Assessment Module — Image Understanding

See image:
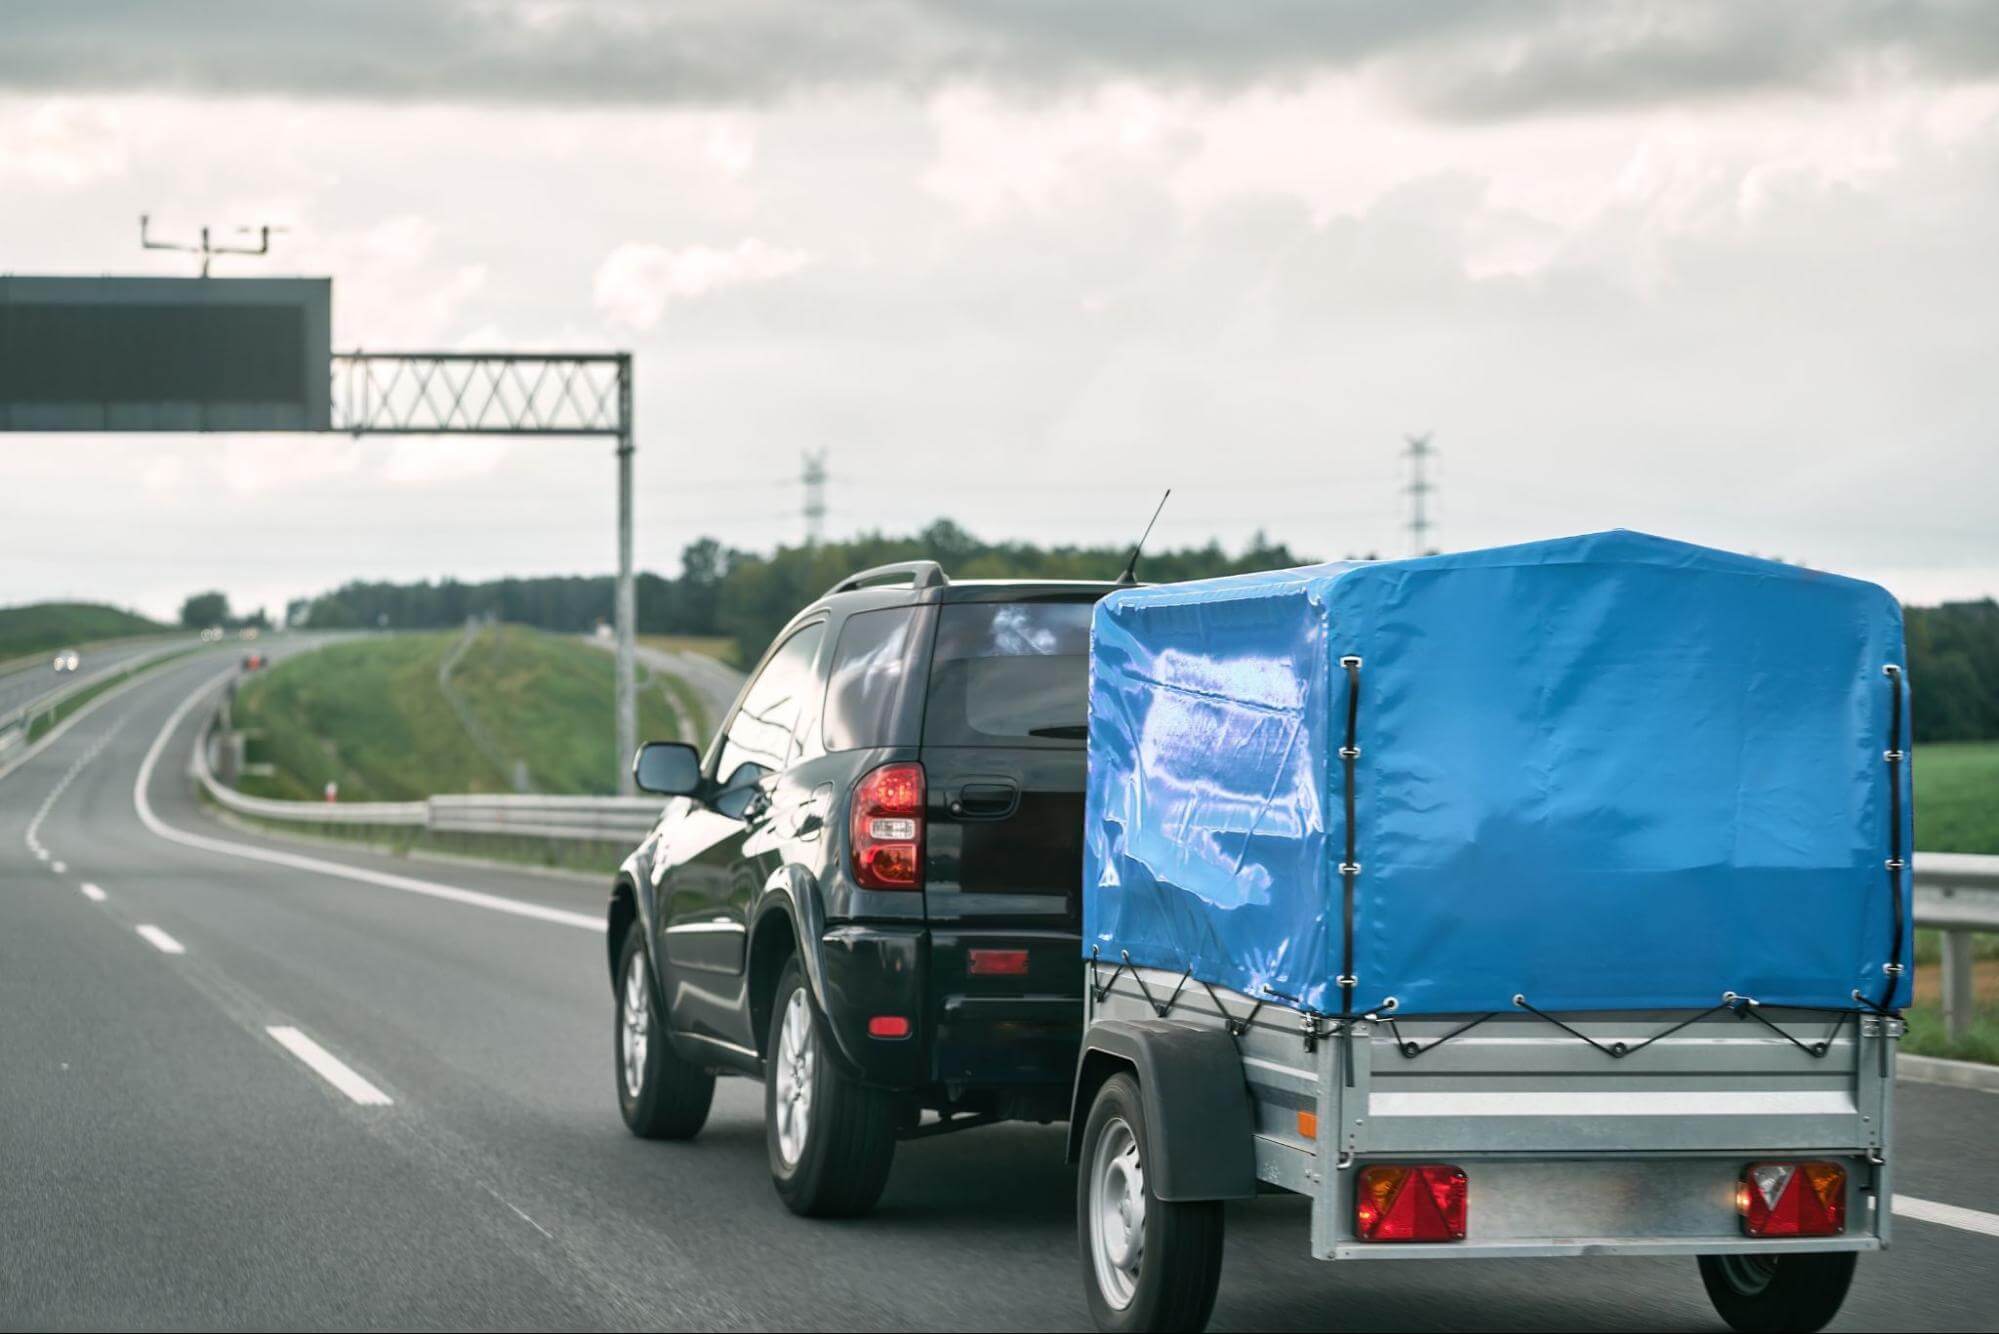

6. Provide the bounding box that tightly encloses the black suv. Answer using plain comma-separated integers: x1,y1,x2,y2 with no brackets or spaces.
607,561,1116,1216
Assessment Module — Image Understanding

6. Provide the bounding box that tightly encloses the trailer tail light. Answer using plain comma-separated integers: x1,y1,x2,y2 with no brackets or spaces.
852,763,924,890
1737,1162,1846,1237
1354,1165,1468,1242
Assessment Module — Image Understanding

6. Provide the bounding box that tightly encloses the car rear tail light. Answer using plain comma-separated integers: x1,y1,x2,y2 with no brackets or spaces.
1737,1161,1846,1237
852,763,924,890
1355,1164,1468,1242
968,948,1029,976
867,1015,911,1039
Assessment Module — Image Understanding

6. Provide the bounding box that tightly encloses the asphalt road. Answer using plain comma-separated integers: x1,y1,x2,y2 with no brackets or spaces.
3,646,1997,1331
0,635,186,725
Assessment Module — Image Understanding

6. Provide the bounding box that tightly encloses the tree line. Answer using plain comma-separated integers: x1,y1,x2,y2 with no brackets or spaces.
283,521,1999,743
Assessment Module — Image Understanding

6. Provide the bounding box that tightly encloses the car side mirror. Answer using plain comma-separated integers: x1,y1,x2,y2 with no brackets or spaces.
632,741,702,796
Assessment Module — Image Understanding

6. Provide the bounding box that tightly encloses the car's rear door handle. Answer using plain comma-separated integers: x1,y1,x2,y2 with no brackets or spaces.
951,781,1019,819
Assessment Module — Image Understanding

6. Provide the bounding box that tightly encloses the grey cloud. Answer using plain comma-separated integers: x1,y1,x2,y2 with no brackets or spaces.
1,1,1995,119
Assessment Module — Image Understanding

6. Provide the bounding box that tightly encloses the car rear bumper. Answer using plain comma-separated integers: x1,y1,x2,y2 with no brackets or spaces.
818,924,1082,1100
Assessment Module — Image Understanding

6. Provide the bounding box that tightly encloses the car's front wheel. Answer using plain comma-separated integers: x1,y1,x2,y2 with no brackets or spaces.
1697,1250,1856,1333
764,958,897,1217
614,929,714,1139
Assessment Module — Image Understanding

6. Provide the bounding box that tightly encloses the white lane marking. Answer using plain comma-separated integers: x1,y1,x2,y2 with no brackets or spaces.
22,724,124,865
1896,1195,1999,1240
79,882,107,902
133,672,601,934
266,1026,393,1106
135,924,186,955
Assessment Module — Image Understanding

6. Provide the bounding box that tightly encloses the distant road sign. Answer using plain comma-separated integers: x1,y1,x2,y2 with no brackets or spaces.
0,276,330,431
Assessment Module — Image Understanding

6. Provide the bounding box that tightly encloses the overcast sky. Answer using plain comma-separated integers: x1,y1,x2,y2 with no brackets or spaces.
3,0,1996,620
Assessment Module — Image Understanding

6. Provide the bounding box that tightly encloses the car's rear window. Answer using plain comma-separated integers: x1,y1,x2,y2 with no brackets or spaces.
922,600,1094,748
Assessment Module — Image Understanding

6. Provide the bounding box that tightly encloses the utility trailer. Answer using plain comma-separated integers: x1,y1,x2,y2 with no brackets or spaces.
1068,532,1911,1333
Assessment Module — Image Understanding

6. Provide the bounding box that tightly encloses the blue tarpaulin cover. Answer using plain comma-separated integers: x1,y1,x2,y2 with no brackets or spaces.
1084,530,1912,1016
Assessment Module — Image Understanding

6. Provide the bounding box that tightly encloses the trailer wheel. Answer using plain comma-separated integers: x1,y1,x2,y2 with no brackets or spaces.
1077,1072,1223,1333
1697,1251,1856,1333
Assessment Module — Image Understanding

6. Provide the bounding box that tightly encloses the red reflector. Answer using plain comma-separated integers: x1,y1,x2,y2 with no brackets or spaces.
1355,1164,1467,1242
852,763,924,890
968,948,1029,976
1738,1161,1846,1237
867,1015,911,1039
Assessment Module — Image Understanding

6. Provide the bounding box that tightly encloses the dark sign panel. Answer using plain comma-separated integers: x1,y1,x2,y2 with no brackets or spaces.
0,276,331,431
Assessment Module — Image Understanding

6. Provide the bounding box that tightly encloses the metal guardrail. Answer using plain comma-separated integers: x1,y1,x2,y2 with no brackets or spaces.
1915,851,1999,1043
190,704,659,842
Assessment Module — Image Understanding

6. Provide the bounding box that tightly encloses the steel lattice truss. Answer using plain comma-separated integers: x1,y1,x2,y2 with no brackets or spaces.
331,353,626,436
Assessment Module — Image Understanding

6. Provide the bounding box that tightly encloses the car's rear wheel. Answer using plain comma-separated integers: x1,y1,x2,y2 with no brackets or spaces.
614,929,714,1139
1697,1250,1856,1333
764,958,896,1217
1077,1072,1224,1333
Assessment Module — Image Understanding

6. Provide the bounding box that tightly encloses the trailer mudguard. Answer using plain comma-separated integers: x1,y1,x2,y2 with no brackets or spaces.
1066,1018,1257,1201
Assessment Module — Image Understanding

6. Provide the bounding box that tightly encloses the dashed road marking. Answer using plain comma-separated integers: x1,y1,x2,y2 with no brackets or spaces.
79,882,106,902
1896,1195,1999,1240
266,1026,393,1106
135,924,186,955
23,724,123,867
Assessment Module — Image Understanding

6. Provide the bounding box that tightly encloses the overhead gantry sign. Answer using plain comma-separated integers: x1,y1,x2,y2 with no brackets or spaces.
0,275,641,792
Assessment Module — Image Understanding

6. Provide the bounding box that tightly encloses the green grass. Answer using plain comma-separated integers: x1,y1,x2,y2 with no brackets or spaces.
0,601,163,662
643,661,711,748
1903,1001,1999,1065
234,626,682,800
1915,741,1999,855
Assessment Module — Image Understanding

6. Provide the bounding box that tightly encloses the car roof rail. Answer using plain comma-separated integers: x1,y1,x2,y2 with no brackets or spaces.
821,560,949,601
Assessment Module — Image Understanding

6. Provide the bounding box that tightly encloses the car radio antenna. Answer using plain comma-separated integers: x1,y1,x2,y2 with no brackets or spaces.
1114,488,1171,586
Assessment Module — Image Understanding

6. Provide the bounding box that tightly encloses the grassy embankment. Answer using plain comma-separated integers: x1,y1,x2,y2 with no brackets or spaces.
0,601,163,662
1906,741,1999,1063
226,627,696,870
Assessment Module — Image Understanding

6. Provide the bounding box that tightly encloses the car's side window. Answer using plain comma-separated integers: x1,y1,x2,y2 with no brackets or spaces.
823,606,920,752
714,621,827,783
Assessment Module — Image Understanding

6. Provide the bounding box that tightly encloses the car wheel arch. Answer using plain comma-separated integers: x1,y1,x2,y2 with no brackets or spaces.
607,878,639,988
748,866,829,1058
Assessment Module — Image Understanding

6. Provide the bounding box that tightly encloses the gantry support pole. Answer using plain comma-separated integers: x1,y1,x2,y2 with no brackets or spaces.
615,355,637,795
